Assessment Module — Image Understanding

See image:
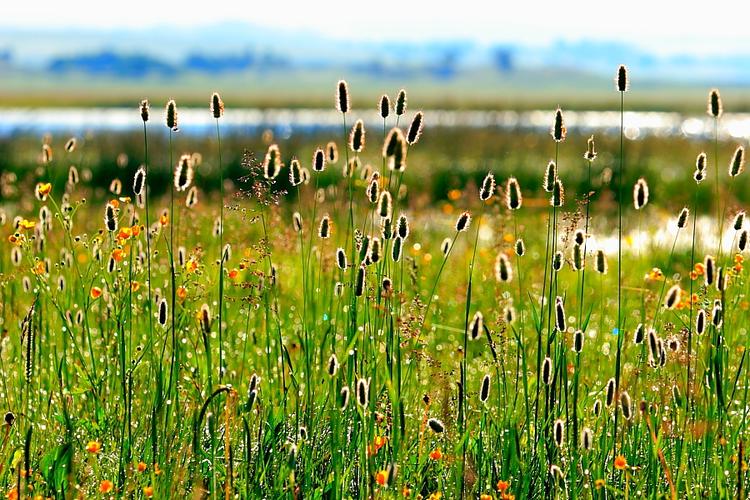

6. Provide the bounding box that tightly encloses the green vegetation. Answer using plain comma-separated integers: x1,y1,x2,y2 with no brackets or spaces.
0,77,749,499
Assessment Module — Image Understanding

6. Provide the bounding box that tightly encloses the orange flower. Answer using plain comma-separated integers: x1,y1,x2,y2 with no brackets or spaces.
690,271,698,280
117,227,132,240
112,248,125,262
736,254,744,263
108,199,120,209
185,259,198,274
8,233,23,245
131,225,141,237
177,286,187,300
143,486,154,498
159,213,169,226
496,480,510,493
614,455,627,470
375,470,388,487
480,495,493,500
429,448,443,460
501,495,515,500
91,287,102,299
32,260,46,275
86,440,102,454
131,281,140,292
694,262,705,275
6,488,18,500
228,268,239,279
137,461,147,473
154,463,162,475
99,480,114,493
402,486,412,497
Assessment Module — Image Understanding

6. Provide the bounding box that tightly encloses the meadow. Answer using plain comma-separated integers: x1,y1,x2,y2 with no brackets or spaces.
0,70,749,499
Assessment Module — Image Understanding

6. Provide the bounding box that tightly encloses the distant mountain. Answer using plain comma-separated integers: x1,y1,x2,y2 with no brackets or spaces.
1,22,749,84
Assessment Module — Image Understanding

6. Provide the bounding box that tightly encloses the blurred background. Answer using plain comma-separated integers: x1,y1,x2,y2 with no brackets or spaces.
1,0,749,206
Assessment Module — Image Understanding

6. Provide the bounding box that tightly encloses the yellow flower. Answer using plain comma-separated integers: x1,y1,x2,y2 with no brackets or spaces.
19,219,36,230
35,182,52,199
595,479,606,490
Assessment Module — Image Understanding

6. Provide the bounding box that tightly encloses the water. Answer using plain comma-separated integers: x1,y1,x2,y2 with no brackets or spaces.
2,107,750,140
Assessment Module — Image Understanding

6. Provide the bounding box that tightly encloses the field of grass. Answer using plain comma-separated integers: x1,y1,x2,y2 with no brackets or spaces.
1,77,749,499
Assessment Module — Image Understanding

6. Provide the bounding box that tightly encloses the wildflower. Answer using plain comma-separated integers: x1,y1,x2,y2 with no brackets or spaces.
91,287,102,299
99,480,114,493
35,182,52,200
143,486,154,498
614,455,628,470
375,469,389,487
429,448,443,460
496,480,510,493
86,440,102,454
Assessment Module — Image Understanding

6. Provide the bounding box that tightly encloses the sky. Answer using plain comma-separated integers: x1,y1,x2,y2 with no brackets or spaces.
5,0,750,55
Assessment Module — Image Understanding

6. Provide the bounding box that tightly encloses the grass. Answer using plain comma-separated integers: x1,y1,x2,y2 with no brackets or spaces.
0,77,749,499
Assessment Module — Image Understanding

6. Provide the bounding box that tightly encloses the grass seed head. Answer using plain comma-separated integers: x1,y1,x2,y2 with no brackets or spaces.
379,94,391,118
708,88,723,118
165,99,178,130
211,92,224,119
407,111,424,145
616,64,629,92
395,89,407,116
336,80,350,113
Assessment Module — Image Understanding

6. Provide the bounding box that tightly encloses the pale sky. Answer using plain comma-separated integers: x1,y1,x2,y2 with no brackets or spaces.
5,0,750,55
